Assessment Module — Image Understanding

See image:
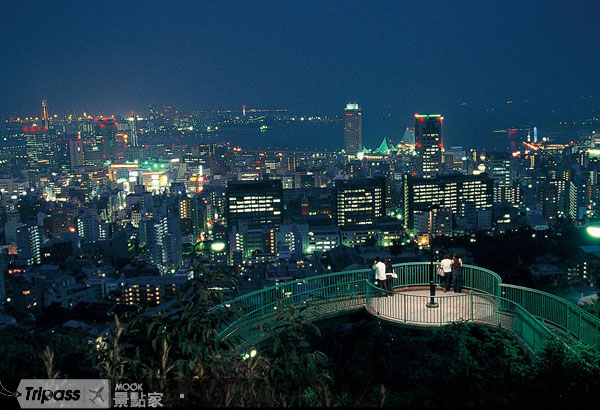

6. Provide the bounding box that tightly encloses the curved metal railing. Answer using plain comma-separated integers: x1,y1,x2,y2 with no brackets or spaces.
500,284,600,350
219,262,600,354
365,281,551,355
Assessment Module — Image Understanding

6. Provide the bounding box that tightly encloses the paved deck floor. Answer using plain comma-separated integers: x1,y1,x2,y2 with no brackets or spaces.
366,288,514,328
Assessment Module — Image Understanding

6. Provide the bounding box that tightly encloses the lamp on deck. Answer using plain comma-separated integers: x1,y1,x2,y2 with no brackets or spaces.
425,207,439,308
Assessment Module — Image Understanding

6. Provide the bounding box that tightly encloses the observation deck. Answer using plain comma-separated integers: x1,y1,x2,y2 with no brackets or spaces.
219,262,600,356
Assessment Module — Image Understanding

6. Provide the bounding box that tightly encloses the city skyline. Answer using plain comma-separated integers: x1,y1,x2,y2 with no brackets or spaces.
2,1,599,142
1,2,600,407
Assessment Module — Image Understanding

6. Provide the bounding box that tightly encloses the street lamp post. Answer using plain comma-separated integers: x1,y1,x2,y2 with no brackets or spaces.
426,207,439,308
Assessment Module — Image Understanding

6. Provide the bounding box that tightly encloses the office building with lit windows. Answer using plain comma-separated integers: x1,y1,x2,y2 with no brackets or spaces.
487,152,520,204
403,173,493,231
415,114,443,179
344,103,362,154
24,125,53,176
119,274,188,306
15,224,41,266
226,179,283,230
334,177,386,227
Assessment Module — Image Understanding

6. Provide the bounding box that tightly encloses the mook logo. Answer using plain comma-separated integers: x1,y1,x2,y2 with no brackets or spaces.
113,381,164,408
10,379,110,408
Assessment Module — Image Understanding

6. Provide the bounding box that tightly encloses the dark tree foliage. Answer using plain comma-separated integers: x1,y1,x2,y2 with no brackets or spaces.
1,261,599,407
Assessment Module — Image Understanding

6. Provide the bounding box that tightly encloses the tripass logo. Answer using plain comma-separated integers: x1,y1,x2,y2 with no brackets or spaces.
11,379,110,408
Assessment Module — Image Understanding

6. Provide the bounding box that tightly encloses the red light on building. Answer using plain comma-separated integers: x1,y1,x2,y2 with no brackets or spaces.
415,142,422,148
43,126,48,130
100,124,105,128
419,117,425,122
145,145,149,149
103,117,108,122
114,123,118,127
36,126,41,130
509,130,516,134
101,139,105,143
58,138,61,142
412,171,417,176
23,126,28,132
94,118,98,122
175,138,179,142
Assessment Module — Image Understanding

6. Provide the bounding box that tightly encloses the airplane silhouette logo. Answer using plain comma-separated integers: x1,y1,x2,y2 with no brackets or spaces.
89,387,104,404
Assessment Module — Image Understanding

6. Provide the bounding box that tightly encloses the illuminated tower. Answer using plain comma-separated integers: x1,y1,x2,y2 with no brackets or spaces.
242,105,246,117
41,99,49,129
129,111,138,147
415,114,443,179
344,103,362,154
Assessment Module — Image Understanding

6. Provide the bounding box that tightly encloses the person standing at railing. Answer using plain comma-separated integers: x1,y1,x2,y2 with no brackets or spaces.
452,253,463,293
373,257,389,296
440,254,453,293
384,258,394,295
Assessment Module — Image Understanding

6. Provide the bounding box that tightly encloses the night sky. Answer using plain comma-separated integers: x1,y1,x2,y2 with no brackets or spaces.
1,1,599,145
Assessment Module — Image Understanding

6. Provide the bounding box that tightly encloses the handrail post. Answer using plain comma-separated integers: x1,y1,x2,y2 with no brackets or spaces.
470,293,474,323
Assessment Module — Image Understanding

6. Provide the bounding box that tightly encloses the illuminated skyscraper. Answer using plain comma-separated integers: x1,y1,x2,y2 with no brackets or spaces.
403,173,493,231
24,125,53,175
334,177,386,227
226,180,283,230
16,224,41,266
41,99,49,129
129,111,139,147
415,114,443,179
344,103,362,154
69,138,85,170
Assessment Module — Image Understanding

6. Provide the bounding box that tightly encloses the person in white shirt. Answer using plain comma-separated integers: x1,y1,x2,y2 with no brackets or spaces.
373,256,388,295
440,254,453,293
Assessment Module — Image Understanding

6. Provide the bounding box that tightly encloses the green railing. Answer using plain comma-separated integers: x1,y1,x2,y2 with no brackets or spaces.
365,282,551,355
218,262,600,354
391,262,501,296
500,284,600,351
220,268,372,343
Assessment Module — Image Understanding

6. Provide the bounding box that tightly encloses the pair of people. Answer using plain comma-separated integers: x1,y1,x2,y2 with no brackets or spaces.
373,257,394,296
439,253,463,293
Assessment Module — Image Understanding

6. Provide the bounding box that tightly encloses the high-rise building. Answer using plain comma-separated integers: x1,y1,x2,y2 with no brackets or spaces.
4,211,21,244
24,125,53,176
415,114,443,179
226,180,283,230
15,224,41,266
94,118,118,161
334,177,386,227
569,177,591,224
487,152,519,204
77,214,101,242
69,138,85,170
539,183,559,225
128,112,139,147
403,173,493,231
344,103,362,154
